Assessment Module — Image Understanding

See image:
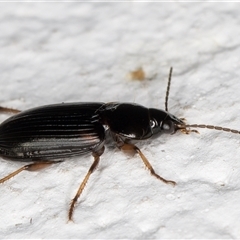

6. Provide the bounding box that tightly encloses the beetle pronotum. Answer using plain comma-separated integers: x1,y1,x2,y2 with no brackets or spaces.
0,68,239,221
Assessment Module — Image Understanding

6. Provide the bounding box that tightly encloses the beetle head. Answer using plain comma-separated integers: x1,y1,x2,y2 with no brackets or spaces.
149,108,185,135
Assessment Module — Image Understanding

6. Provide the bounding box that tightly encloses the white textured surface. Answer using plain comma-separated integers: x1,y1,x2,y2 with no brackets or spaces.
0,3,240,239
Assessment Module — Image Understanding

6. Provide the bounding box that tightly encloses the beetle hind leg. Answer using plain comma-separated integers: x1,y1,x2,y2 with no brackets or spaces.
120,143,176,186
0,106,21,114
0,161,62,184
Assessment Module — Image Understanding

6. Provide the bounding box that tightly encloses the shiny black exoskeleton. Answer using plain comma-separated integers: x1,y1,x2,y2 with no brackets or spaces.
0,100,184,221
0,102,183,162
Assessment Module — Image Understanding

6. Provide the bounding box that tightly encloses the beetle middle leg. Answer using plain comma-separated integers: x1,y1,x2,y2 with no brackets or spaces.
0,161,62,184
68,146,105,222
120,143,176,186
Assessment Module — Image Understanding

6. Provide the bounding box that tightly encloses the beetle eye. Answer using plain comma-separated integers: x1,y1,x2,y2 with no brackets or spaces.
163,123,170,130
150,120,155,128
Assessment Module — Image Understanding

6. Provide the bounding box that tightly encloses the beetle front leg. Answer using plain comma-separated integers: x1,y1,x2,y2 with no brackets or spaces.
68,146,105,222
120,143,176,186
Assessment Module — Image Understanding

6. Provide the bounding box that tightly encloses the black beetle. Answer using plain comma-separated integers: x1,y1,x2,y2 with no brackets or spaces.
0,67,239,221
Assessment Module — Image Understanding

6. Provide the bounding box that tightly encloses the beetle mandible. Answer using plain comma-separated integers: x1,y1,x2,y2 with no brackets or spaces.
0,67,239,221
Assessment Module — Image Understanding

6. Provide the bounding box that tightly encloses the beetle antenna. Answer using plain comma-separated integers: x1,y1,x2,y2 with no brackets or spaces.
178,124,240,135
165,67,173,112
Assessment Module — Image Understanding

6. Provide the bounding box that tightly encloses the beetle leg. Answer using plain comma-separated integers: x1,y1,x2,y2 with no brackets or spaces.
0,161,62,184
121,143,176,186
0,106,21,114
68,146,105,222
